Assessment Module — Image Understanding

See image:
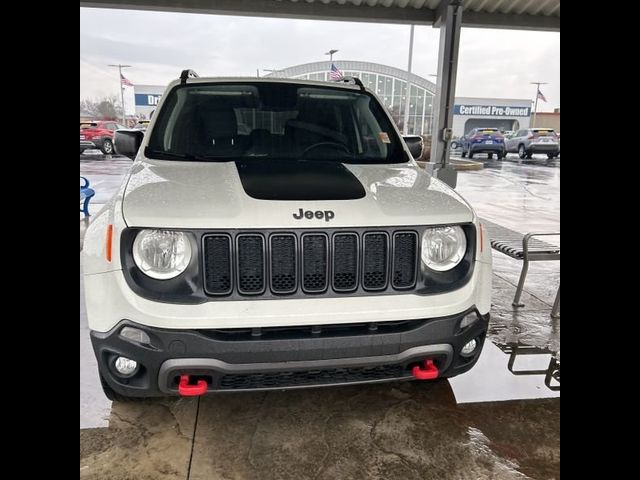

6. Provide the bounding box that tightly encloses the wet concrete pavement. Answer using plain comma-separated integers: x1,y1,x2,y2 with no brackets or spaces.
80,153,559,479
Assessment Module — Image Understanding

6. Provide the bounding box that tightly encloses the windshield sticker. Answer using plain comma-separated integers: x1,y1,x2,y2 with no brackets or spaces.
379,132,390,143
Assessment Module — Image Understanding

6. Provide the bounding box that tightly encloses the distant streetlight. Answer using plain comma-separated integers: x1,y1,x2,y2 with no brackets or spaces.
325,49,339,63
402,26,415,135
427,75,437,135
108,64,132,125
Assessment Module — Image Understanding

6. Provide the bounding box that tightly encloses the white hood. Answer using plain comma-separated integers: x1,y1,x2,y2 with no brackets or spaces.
122,159,474,229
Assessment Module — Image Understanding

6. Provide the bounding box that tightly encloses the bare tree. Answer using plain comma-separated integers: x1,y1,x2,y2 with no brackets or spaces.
80,95,123,120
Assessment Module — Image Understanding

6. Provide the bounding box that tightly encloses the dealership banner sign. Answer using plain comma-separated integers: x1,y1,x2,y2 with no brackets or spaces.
135,93,162,106
454,104,530,117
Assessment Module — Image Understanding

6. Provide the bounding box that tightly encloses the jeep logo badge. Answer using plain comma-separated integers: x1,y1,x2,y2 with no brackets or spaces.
293,208,335,222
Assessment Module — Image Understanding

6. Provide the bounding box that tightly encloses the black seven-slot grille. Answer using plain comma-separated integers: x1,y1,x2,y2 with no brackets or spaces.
203,230,418,297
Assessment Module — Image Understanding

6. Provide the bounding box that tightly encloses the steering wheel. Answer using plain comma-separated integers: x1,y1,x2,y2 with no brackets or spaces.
301,141,352,158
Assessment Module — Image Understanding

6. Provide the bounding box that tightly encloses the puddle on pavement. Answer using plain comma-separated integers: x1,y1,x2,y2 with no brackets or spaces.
449,341,559,404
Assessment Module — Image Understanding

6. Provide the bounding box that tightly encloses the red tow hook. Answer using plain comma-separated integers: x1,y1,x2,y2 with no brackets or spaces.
178,375,208,396
412,359,439,380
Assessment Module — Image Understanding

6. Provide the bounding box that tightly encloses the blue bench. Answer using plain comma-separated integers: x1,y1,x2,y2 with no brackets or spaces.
80,176,95,216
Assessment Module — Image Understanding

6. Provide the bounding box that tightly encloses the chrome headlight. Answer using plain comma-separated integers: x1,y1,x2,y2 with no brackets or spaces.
132,229,192,280
421,226,467,272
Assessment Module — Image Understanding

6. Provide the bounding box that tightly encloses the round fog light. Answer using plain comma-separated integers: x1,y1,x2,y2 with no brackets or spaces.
114,356,138,376
461,339,477,356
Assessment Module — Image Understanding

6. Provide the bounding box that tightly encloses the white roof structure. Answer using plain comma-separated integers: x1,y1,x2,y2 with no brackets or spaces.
80,0,560,31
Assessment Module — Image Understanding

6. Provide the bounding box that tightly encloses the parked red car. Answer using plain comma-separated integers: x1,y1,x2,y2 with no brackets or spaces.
80,121,126,154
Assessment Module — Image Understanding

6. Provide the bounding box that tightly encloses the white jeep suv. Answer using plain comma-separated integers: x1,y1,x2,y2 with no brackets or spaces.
82,71,492,400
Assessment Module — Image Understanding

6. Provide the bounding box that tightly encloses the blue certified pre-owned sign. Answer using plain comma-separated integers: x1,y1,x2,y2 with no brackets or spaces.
135,93,162,106
454,104,530,117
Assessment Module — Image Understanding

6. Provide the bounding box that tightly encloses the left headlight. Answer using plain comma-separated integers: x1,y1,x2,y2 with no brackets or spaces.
421,226,467,272
132,229,192,280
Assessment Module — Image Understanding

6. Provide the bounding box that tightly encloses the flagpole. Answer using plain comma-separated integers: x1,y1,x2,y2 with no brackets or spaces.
109,64,132,125
324,49,338,79
530,81,547,128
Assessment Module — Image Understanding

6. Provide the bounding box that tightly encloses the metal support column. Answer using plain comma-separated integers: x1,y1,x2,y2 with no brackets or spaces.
428,0,463,188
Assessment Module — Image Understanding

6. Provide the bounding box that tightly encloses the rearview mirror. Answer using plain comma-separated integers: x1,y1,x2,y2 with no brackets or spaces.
114,129,144,160
403,135,423,159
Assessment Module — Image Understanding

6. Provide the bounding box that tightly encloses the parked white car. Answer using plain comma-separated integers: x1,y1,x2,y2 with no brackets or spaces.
505,128,560,159
82,72,492,400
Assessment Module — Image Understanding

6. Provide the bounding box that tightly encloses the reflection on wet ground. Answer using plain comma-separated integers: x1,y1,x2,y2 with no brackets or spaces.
80,154,560,479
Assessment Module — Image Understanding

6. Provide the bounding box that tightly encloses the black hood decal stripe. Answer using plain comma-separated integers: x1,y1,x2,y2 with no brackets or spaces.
235,159,366,201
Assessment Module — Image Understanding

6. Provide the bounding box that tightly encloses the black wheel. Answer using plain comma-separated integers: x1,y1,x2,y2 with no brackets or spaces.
497,152,504,160
451,141,458,149
547,154,556,159
101,138,114,155
488,153,493,159
468,147,474,159
526,153,533,159
80,149,86,155
461,147,467,158
518,144,527,159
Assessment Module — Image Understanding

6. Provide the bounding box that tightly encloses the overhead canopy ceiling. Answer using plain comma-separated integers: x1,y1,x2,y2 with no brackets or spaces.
80,0,560,31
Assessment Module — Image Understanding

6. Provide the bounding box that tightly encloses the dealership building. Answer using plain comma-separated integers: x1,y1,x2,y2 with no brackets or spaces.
133,61,533,136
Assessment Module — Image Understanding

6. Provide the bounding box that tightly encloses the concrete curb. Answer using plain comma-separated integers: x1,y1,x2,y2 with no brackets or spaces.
416,159,484,171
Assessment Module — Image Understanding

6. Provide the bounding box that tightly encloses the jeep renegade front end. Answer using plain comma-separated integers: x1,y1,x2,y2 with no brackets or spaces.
82,73,492,400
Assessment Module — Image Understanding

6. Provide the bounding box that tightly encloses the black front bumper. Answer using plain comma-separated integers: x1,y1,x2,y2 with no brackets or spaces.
91,308,489,397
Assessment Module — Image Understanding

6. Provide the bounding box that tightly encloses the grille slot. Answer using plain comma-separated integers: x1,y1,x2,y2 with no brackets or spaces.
203,235,232,295
270,234,297,294
301,234,328,293
332,233,359,292
236,235,265,295
392,232,418,289
362,232,389,291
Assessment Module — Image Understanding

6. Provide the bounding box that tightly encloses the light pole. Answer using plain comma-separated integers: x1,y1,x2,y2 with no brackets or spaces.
325,49,339,64
402,25,415,135
325,49,338,80
530,81,548,127
428,74,437,135
108,64,131,125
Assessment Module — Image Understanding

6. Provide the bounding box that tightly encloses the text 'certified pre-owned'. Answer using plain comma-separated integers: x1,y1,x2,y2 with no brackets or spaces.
293,208,335,222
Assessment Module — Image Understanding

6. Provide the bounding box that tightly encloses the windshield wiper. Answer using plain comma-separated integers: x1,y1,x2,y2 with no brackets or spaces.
144,148,240,162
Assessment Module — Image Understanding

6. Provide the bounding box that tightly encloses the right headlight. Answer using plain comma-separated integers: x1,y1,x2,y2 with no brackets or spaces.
421,226,467,272
132,229,192,280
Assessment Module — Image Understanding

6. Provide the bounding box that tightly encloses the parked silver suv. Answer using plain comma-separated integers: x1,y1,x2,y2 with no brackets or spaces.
505,128,559,159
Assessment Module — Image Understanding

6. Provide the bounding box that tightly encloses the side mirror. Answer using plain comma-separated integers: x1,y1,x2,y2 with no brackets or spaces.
403,135,423,159
114,129,144,160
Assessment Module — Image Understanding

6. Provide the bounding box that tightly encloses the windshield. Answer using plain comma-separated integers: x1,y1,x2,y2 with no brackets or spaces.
80,123,97,129
146,82,406,163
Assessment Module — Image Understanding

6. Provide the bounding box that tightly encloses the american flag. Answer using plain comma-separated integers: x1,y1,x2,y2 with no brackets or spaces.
537,89,547,102
121,73,133,87
329,63,344,81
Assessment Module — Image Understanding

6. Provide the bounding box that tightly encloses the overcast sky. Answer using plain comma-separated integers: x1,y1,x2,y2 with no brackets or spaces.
80,8,559,111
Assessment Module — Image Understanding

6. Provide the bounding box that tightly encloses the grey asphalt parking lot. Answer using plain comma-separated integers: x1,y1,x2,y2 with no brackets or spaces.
80,153,559,480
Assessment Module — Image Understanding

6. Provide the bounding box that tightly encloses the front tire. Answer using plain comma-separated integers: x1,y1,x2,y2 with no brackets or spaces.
547,153,556,159
488,153,493,159
101,138,114,155
461,147,467,158
468,147,474,159
518,144,526,159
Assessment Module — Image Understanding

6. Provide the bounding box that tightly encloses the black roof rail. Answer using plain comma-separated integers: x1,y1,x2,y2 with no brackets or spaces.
336,76,365,91
180,69,199,84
